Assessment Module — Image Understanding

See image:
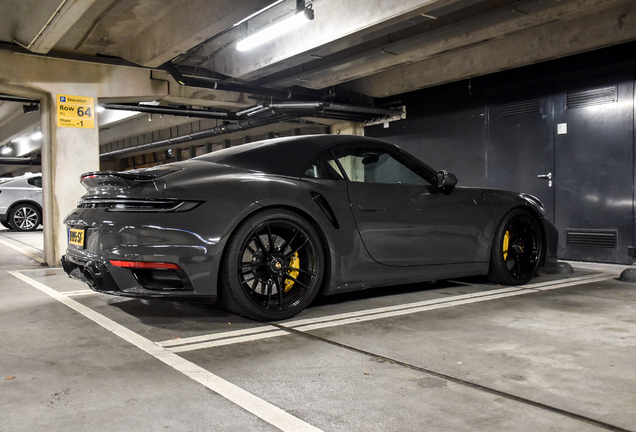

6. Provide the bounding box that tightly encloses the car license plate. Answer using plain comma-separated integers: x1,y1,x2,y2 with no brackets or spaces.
68,228,85,247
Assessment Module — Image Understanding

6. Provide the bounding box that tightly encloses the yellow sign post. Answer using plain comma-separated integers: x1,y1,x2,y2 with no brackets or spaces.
57,94,95,128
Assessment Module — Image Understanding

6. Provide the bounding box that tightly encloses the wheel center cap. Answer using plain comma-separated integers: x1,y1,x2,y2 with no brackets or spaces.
269,257,285,274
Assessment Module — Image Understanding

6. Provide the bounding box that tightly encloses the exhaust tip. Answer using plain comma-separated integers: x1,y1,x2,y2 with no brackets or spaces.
61,255,73,275
83,262,97,288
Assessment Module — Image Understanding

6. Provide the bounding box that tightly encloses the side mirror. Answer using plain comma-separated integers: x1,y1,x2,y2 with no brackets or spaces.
437,170,458,194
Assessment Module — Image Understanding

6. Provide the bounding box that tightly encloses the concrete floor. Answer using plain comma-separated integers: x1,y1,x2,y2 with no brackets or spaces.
1,228,635,432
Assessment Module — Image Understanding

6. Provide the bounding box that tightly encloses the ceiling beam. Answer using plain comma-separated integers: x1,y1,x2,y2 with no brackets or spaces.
0,110,40,147
344,1,636,97
270,0,633,91
117,0,275,68
13,0,99,54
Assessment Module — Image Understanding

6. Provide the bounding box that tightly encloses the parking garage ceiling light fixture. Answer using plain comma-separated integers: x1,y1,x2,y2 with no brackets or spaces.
236,0,314,51
1,145,11,155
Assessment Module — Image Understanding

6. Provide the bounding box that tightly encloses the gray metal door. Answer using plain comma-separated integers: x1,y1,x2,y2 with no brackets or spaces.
553,70,635,263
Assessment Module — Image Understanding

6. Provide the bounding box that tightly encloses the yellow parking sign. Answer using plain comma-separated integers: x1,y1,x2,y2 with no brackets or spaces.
57,94,95,128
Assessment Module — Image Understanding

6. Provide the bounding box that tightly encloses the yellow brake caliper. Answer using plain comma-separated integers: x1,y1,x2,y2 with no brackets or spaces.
285,252,300,292
503,231,510,261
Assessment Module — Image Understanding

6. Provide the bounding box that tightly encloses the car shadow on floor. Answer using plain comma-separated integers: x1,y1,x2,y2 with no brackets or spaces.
100,270,579,328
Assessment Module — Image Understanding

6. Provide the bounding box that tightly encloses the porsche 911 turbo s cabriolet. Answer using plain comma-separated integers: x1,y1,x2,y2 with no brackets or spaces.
62,135,558,321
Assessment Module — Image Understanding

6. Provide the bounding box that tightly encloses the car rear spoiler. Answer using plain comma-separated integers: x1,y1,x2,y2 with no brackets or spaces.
81,167,181,184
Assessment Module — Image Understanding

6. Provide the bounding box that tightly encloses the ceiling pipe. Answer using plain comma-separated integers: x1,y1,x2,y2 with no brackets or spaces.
0,156,41,165
100,113,293,158
101,103,235,120
0,94,40,104
100,99,402,158
268,101,398,116
163,62,321,101
103,100,400,122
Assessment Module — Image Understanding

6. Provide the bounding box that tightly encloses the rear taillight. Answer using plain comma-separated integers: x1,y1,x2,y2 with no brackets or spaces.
77,200,201,212
109,260,181,270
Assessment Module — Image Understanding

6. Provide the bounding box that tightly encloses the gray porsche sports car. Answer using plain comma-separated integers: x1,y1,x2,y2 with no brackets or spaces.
62,135,558,320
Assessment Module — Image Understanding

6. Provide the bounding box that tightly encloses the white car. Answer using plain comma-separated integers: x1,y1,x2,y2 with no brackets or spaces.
0,173,43,231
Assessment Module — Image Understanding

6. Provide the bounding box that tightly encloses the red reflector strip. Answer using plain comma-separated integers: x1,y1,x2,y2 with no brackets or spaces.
81,175,98,180
109,260,180,270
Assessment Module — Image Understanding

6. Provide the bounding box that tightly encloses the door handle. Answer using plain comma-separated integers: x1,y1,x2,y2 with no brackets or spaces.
358,204,384,211
537,172,553,188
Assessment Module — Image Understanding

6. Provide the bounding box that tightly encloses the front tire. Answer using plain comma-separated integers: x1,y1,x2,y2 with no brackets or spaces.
8,203,41,232
219,209,325,321
488,209,543,285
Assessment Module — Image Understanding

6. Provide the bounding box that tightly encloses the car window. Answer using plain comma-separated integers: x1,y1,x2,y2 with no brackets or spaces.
27,177,42,188
303,153,345,180
331,146,433,186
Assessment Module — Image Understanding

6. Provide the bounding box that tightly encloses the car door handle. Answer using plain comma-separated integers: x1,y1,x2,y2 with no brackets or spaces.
537,173,552,180
358,204,384,211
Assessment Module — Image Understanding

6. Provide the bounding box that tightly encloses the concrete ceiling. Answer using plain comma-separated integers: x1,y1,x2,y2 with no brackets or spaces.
1,0,636,174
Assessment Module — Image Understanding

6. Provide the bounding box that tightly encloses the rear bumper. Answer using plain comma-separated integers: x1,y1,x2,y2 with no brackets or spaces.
62,253,217,302
62,209,221,299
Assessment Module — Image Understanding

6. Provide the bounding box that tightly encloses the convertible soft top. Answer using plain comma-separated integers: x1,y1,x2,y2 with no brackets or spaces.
194,134,398,177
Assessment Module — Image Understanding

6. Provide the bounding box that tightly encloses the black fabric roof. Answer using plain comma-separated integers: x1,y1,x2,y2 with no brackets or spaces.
194,134,397,177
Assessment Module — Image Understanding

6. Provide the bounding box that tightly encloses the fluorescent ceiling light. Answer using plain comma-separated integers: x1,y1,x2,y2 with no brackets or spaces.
31,131,42,140
96,105,105,112
237,7,314,52
1,146,11,155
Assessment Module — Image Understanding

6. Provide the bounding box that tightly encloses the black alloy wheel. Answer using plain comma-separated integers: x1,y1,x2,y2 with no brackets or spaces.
488,209,543,285
8,203,41,232
220,209,325,321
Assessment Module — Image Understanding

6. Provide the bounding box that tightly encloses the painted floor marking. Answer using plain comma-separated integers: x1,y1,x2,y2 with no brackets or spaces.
0,239,44,263
158,325,291,352
63,289,100,296
169,330,291,353
9,270,323,432
160,273,615,353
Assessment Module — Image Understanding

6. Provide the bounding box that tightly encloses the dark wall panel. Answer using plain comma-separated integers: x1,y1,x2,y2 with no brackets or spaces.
366,79,488,187
486,82,555,221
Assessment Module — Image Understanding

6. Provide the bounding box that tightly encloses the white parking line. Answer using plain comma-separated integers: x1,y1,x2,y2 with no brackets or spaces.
63,289,100,296
158,325,291,352
160,273,615,353
0,239,44,263
9,270,323,432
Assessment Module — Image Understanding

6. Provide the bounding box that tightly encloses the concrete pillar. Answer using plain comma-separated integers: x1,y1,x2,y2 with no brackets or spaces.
330,122,364,136
45,93,100,265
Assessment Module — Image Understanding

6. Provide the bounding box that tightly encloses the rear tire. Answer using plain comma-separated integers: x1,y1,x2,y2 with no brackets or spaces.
219,209,325,321
1,221,11,229
488,209,543,285
8,203,41,232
